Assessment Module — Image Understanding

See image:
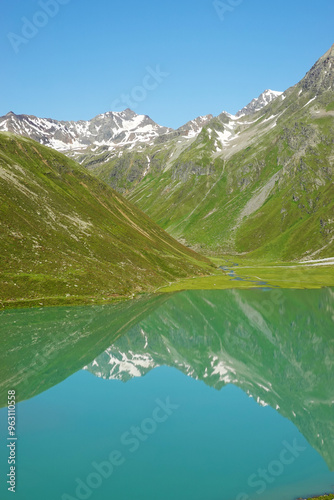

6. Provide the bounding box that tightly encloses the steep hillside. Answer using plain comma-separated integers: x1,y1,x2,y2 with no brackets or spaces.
127,45,334,260
0,133,211,308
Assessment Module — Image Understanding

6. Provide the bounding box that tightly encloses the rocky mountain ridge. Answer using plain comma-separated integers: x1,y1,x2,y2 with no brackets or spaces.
0,108,172,153
2,44,334,260
0,90,281,159
235,89,283,117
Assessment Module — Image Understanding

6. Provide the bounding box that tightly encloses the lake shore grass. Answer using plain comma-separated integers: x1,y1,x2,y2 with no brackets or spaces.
157,258,334,293
0,294,136,310
298,495,334,500
1,257,333,309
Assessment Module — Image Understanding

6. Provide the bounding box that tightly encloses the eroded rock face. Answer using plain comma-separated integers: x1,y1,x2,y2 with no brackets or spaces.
301,44,334,93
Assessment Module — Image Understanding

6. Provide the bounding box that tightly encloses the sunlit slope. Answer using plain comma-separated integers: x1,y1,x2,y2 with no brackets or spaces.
0,133,211,307
127,45,334,260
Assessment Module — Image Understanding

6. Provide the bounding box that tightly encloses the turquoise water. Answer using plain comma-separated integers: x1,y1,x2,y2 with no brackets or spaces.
0,288,334,500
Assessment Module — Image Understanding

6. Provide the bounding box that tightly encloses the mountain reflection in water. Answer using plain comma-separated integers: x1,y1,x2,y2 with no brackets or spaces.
1,288,333,500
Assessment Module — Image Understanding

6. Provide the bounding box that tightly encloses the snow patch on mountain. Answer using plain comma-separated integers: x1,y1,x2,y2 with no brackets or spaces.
0,109,171,154
236,89,283,117
177,114,213,138
0,89,282,167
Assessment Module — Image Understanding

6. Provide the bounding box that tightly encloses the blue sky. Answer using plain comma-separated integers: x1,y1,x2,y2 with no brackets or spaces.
1,0,333,128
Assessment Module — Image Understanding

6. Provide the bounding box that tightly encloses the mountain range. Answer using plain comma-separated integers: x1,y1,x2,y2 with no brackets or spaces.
1,45,333,262
0,108,172,154
0,90,281,155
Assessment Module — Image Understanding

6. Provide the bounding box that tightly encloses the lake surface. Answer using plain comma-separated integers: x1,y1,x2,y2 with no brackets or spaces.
0,288,334,500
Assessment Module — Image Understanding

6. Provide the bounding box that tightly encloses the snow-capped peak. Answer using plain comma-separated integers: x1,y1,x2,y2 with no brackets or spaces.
235,89,283,117
0,109,172,153
177,114,213,138
0,88,282,166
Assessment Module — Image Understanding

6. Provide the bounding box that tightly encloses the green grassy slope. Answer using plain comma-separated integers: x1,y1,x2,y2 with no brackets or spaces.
122,45,334,260
0,133,212,308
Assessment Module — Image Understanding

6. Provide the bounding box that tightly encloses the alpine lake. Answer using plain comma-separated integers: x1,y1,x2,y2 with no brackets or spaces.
0,286,334,500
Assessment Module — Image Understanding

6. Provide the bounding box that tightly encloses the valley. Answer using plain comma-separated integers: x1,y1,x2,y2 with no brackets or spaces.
1,3,333,500
1,46,333,265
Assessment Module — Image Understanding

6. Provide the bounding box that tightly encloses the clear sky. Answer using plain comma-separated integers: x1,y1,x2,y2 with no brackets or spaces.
1,0,333,128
